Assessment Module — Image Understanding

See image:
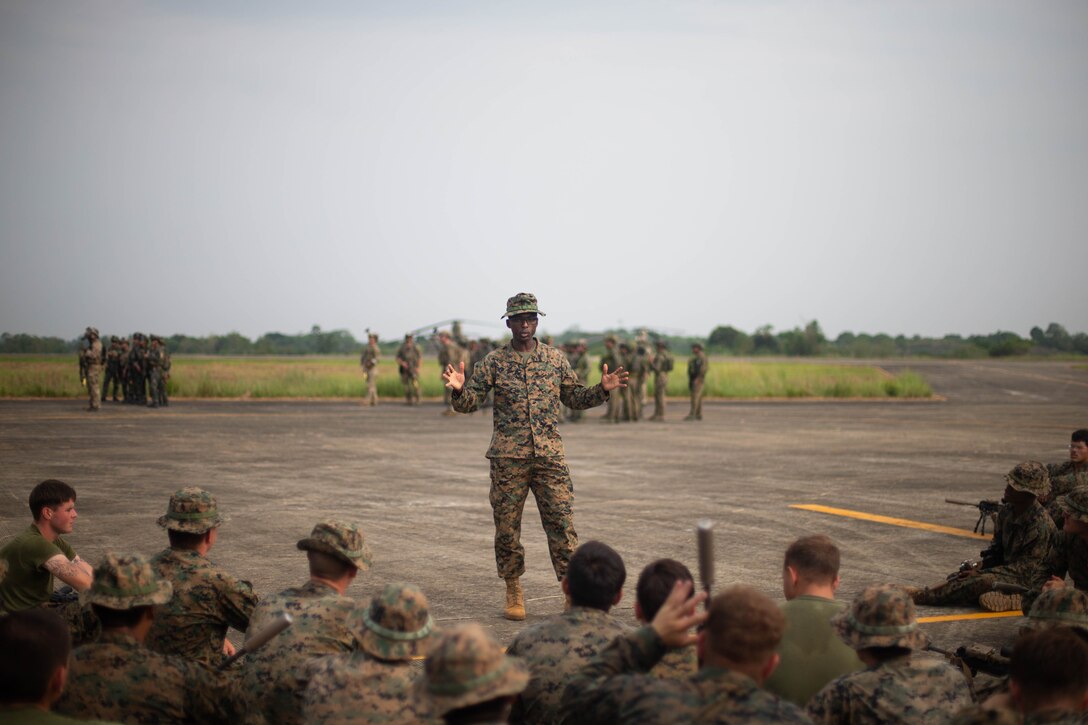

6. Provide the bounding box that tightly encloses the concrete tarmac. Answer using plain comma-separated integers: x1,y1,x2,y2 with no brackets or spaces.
1,358,1086,655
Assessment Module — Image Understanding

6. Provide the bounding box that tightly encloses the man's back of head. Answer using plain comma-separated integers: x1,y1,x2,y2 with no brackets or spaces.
782,535,841,599
566,541,625,612
703,585,786,680
0,609,71,709
1010,627,1088,715
636,558,693,623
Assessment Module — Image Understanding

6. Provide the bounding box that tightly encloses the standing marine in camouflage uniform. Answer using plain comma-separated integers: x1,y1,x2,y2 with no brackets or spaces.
396,334,422,406
567,340,590,423
53,553,240,724
101,336,123,402
242,521,371,725
146,487,259,667
360,333,381,406
561,583,809,724
630,341,652,422
910,462,1055,612
79,327,104,412
648,340,673,422
437,330,467,416
443,293,628,621
617,342,636,421
807,584,972,724
125,333,148,405
599,336,622,423
685,342,707,421
146,335,170,408
506,541,631,724
304,583,436,724
1043,429,1088,526
1025,487,1088,614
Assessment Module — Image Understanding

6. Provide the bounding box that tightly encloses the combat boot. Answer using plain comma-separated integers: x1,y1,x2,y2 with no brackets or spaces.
979,591,1022,612
504,578,525,621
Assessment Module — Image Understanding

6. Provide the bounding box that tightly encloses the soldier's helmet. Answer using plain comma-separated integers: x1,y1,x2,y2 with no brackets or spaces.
85,326,99,339
419,622,528,716
833,584,928,650
85,553,173,610
1058,487,1088,525
604,335,617,345
1004,461,1050,498
354,583,435,661
157,487,223,534
1024,588,1088,635
297,520,372,571
501,292,545,319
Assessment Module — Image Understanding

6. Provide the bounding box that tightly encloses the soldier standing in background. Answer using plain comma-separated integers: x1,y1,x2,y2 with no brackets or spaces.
600,335,621,423
618,341,635,421
630,340,651,421
685,342,707,421
125,333,147,405
118,337,130,403
395,333,421,406
146,335,170,408
648,340,673,421
359,332,380,406
78,327,103,412
101,336,123,403
437,330,467,416
568,340,590,423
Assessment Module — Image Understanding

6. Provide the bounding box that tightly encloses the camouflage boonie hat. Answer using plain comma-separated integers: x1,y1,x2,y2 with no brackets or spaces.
85,553,173,610
1025,587,1088,634
85,326,99,338
420,623,528,715
355,583,435,661
1004,461,1050,497
297,520,372,570
833,584,928,650
501,292,545,319
157,487,223,534
1058,487,1088,524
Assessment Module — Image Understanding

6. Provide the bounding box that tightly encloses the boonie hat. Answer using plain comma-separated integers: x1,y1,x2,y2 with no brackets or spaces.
420,623,528,715
1004,461,1050,497
501,293,545,319
157,487,223,534
1025,587,1088,634
297,520,372,570
833,584,928,650
356,583,436,661
1058,487,1088,524
85,553,173,610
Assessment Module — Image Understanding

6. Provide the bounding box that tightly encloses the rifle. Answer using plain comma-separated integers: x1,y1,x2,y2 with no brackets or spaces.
696,520,714,609
218,613,292,670
946,499,1002,535
928,643,1010,677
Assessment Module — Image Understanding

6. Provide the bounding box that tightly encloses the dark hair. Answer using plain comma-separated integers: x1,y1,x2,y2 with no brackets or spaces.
1010,627,1088,708
307,550,355,580
167,529,209,550
705,586,785,665
858,645,912,663
0,609,71,704
92,603,151,629
1072,429,1088,446
784,535,841,583
566,541,626,611
29,479,77,521
636,559,694,622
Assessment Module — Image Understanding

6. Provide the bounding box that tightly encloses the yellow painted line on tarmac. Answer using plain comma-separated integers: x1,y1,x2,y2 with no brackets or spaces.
917,611,1022,624
789,504,991,541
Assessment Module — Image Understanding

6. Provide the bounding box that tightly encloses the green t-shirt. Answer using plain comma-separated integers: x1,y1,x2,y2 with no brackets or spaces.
0,705,117,724
0,525,77,612
764,595,864,706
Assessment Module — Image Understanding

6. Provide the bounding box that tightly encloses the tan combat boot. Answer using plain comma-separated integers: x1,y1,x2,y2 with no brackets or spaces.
504,578,525,621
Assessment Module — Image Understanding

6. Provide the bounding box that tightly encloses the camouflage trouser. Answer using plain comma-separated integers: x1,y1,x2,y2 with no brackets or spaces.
364,369,377,405
652,373,668,419
689,379,704,419
918,571,1020,607
101,365,121,400
631,375,645,421
621,386,634,421
148,368,165,406
85,365,102,410
489,457,578,581
605,388,621,422
442,385,455,412
44,596,101,646
400,374,419,405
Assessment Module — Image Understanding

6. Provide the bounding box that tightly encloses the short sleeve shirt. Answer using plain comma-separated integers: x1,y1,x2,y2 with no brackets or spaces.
0,525,76,611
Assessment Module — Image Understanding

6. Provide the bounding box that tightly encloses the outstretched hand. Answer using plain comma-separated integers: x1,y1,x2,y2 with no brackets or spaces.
601,364,629,392
651,580,707,648
443,361,465,391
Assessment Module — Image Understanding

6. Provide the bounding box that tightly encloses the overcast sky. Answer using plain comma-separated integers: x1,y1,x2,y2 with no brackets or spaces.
1,1,1085,342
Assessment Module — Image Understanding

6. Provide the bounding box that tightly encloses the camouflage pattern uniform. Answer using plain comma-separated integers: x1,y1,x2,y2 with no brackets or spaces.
451,294,609,581
1026,490,1088,612
304,583,436,724
101,336,123,402
506,607,631,724
630,343,652,421
242,521,371,725
567,341,590,422
360,335,381,406
650,645,698,681
79,327,104,411
146,336,169,408
437,333,467,415
685,345,707,421
125,333,148,405
146,487,258,667
560,626,809,724
617,343,636,421
419,623,529,719
599,336,621,423
1043,461,1088,525
808,584,972,725
648,342,673,421
396,335,422,406
53,553,239,724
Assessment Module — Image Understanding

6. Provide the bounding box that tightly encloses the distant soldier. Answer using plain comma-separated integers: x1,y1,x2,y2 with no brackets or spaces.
125,333,148,405
101,336,123,402
304,583,437,724
242,521,371,725
437,330,467,416
685,342,707,421
630,341,652,421
78,327,104,412
146,487,258,668
618,341,635,421
599,335,622,423
146,335,170,408
633,558,699,681
118,337,131,402
648,340,673,421
360,332,381,406
1042,429,1088,526
396,334,422,406
567,340,590,423
1025,486,1088,613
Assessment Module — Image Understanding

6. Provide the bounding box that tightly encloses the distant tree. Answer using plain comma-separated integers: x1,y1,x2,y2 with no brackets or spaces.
752,325,778,354
0,333,72,353
1043,323,1073,352
707,325,750,353
1030,326,1046,345
213,332,253,355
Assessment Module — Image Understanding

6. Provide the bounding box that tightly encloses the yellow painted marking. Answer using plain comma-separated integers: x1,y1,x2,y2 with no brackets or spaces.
918,611,1022,624
789,504,991,541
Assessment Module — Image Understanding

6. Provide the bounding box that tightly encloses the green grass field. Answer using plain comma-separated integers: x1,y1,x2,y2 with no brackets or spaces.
0,355,932,399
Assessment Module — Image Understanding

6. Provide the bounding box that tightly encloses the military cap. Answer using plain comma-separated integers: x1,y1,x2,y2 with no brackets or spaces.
85,326,99,338
833,584,927,651
157,487,223,534
150,335,162,344
1058,487,1088,524
655,339,668,348
110,336,119,343
501,292,545,319
1024,587,1088,634
297,520,372,570
1004,461,1050,497
420,623,528,715
85,553,173,610
604,335,617,344
354,583,435,661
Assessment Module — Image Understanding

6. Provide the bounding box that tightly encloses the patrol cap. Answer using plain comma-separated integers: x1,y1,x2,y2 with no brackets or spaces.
110,336,119,343
297,520,372,570
85,553,173,610
501,292,545,319
1004,461,1050,497
833,584,928,651
355,583,435,661
1024,587,1088,634
1058,487,1088,524
420,623,528,715
157,486,223,534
